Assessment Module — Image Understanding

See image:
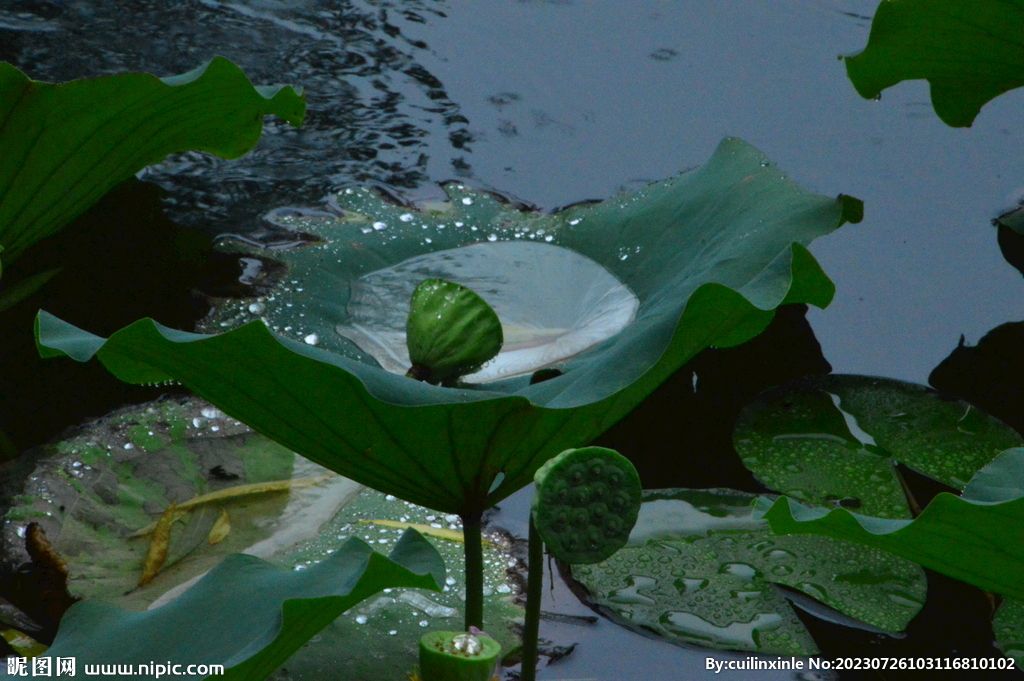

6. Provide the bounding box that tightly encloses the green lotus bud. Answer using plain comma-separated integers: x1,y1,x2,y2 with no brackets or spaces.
406,279,503,385
532,446,642,564
417,631,501,681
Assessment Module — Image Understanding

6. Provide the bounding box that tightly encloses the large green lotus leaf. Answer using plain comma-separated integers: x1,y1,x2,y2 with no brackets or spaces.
994,597,1024,669
37,138,860,515
844,0,1024,127
757,448,1024,601
568,489,925,656
0,58,305,263
734,375,1022,518
29,529,442,681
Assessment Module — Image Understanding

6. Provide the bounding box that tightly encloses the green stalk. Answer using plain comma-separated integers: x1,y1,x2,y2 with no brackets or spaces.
460,511,485,630
520,515,544,681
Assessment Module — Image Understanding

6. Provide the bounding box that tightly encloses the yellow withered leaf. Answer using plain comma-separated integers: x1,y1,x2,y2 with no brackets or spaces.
139,502,181,587
208,508,231,544
130,475,335,537
359,519,498,546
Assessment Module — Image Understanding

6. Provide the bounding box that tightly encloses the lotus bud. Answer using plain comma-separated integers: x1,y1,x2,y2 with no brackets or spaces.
405,279,503,386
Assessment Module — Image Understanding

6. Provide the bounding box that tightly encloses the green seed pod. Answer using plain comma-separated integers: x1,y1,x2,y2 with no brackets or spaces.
418,631,501,681
532,446,642,564
405,279,503,385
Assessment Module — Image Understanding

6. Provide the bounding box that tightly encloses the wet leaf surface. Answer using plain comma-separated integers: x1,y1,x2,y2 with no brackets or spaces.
38,138,857,515
568,488,926,655
734,375,1023,517
757,447,1024,602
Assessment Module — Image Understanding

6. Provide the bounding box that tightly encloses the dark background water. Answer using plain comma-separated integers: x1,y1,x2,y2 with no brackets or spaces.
2,0,1024,678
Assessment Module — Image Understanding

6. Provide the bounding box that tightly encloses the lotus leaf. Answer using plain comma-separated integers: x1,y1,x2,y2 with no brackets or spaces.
9,528,442,681
756,447,1024,601
36,137,859,518
844,0,1024,127
994,596,1024,669
733,375,1022,518
0,57,305,263
568,489,925,656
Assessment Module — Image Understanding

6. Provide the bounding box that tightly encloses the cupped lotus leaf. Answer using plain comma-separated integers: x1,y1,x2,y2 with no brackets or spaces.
406,279,503,384
756,447,1024,601
0,57,305,263
37,138,860,515
27,529,442,681
844,0,1024,127
567,489,925,656
734,375,1022,518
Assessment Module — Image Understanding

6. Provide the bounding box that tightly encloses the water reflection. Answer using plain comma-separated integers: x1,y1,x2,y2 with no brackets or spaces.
0,0,468,228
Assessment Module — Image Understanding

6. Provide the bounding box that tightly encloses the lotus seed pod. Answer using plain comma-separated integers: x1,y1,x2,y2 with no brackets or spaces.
532,446,642,564
406,278,503,385
418,631,501,681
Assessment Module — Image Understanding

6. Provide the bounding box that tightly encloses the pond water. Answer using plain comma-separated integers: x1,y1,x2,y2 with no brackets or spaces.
2,0,1024,679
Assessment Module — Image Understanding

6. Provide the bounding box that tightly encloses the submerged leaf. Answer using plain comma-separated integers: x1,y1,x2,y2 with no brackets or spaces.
37,138,859,515
569,489,925,655
844,0,1024,127
0,58,305,263
734,375,1022,517
35,529,442,681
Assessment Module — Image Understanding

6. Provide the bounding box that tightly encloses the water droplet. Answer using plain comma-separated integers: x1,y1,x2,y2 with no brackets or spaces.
569,219,581,225
373,221,387,230
419,620,429,627
304,334,319,346
487,234,498,242
248,302,265,314
399,214,414,222
123,443,134,450
388,630,398,636
201,407,223,419
461,197,474,205
544,235,554,242
454,221,464,227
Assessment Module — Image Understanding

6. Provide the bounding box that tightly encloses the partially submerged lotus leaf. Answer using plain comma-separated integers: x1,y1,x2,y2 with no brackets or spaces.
406,279,503,385
418,631,501,681
532,447,641,564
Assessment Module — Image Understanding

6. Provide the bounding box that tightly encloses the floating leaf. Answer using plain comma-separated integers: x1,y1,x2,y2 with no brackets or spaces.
569,489,926,655
0,57,305,263
33,529,442,681
37,138,859,515
734,375,1022,517
844,0,1024,127
994,597,1024,670
757,447,1024,601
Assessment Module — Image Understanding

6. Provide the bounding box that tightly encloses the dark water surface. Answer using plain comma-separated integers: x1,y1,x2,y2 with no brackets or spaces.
3,0,1024,679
